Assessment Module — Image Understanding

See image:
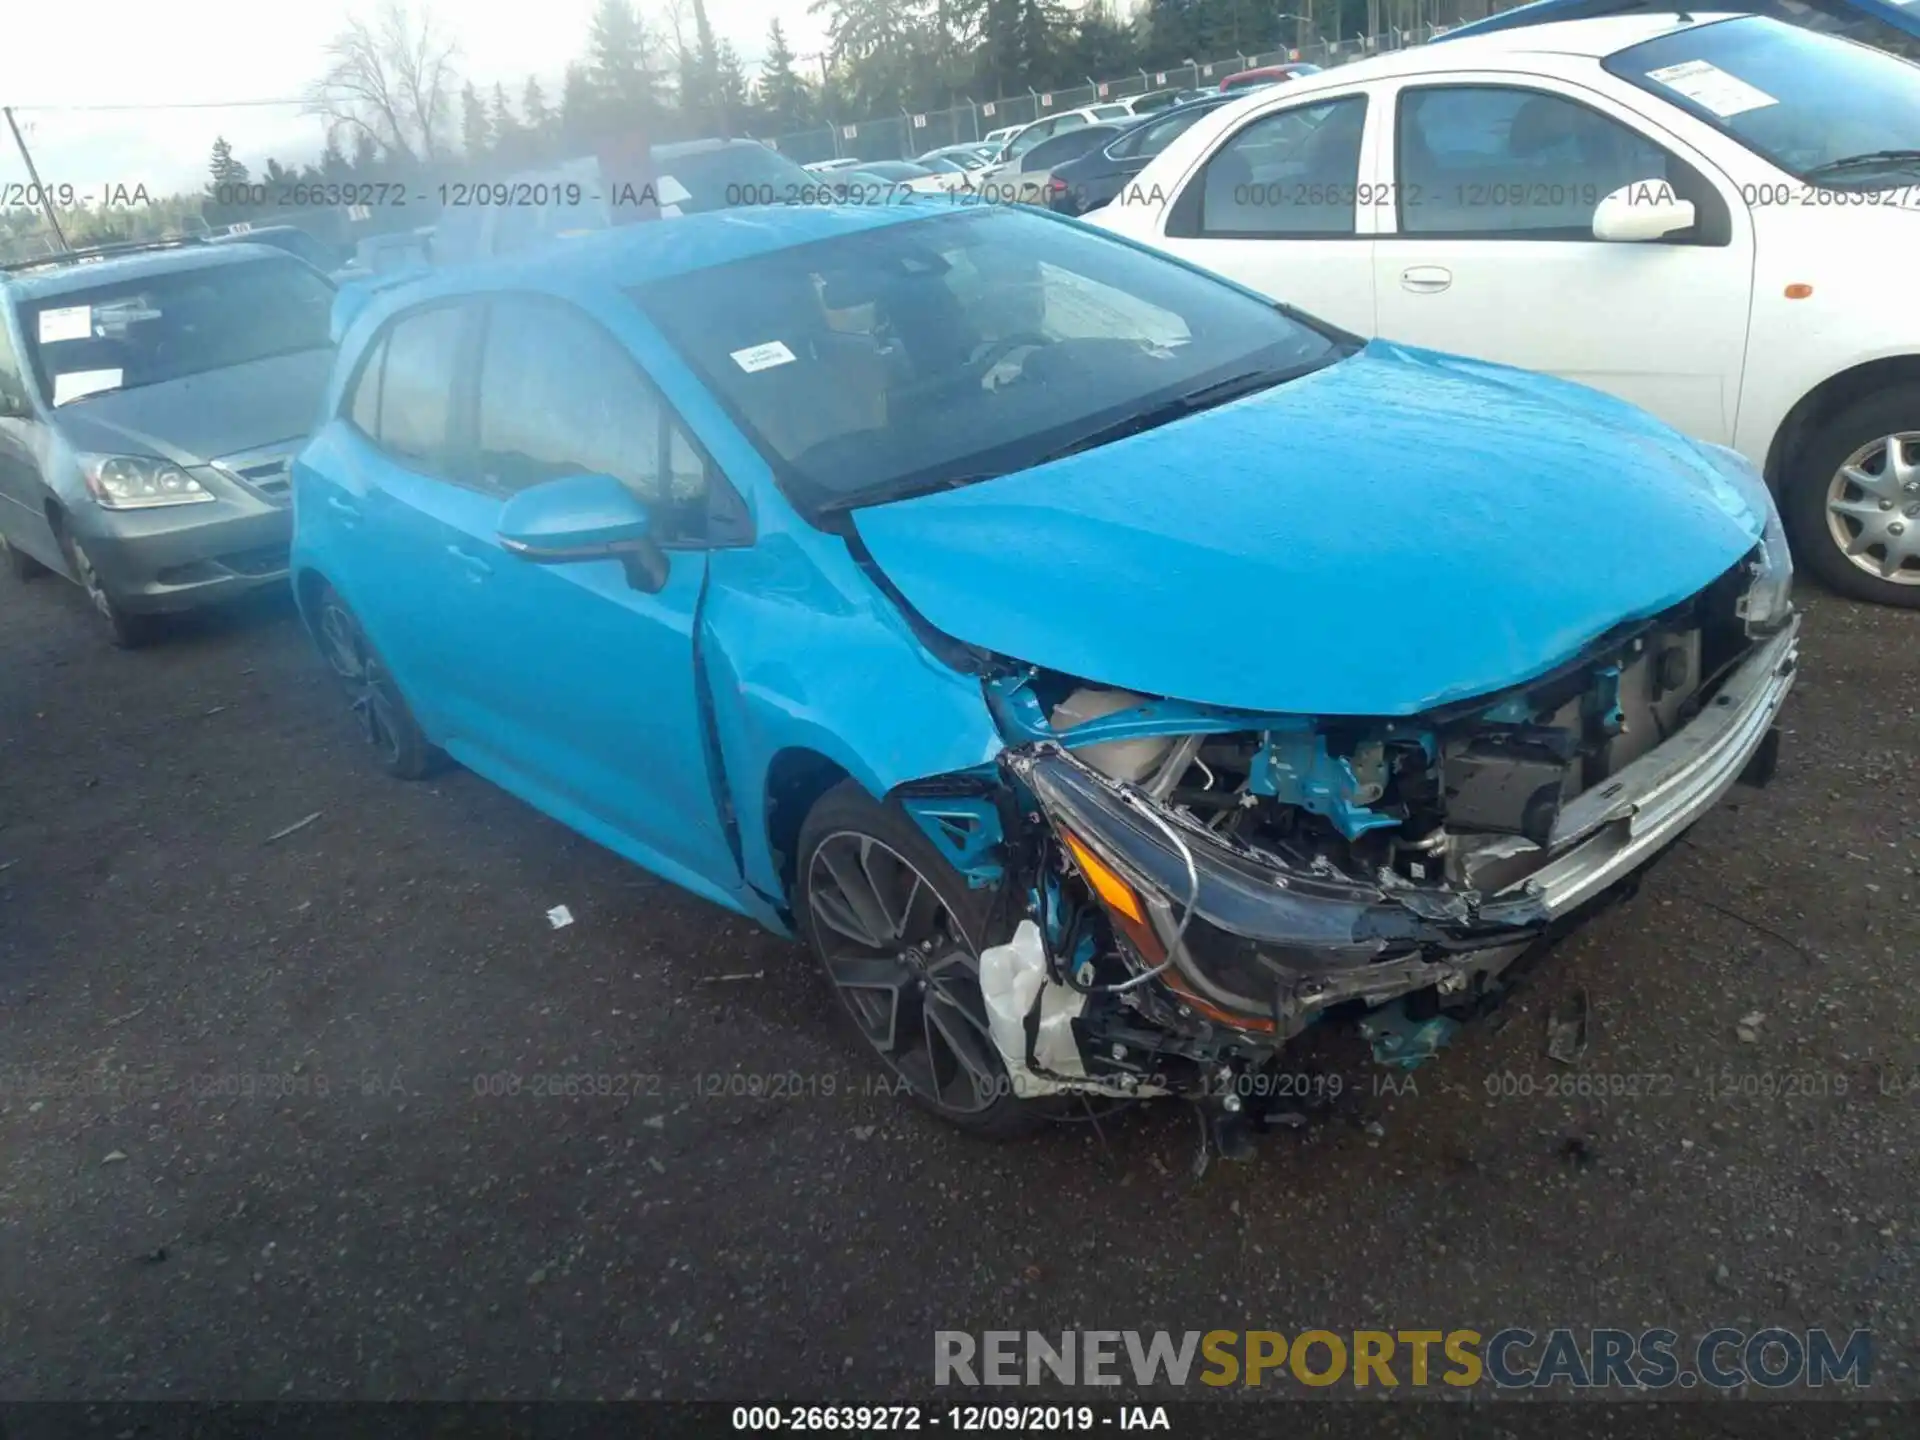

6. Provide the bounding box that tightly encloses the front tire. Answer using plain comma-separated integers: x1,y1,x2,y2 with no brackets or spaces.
62,532,157,648
1784,389,1920,608
795,781,1048,1139
311,583,440,780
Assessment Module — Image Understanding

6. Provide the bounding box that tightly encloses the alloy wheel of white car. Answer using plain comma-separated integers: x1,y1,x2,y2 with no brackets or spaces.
1825,432,1920,588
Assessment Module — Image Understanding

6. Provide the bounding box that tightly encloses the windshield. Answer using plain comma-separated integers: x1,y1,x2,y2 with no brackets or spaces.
1607,15,1920,183
21,256,335,407
635,207,1346,516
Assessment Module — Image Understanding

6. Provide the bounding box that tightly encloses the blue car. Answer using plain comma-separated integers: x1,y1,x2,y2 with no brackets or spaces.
290,200,1799,1142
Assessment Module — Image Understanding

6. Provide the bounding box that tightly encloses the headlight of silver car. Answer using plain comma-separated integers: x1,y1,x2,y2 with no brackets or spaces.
1695,441,1793,634
79,454,216,510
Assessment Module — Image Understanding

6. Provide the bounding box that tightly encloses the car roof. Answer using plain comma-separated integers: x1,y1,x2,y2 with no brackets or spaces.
2,241,292,302
1191,9,1741,100
384,200,959,303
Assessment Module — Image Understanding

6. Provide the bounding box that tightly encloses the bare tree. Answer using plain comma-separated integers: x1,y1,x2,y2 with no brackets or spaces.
305,2,459,164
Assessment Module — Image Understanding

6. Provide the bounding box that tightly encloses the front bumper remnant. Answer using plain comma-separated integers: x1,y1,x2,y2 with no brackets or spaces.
1006,616,1800,1043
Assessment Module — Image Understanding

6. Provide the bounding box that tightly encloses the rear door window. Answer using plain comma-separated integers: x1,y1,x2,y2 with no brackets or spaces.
1183,95,1369,237
373,303,466,472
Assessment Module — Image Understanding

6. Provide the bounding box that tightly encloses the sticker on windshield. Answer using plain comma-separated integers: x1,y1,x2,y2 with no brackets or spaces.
1644,60,1778,118
52,368,122,406
37,305,92,344
730,340,797,374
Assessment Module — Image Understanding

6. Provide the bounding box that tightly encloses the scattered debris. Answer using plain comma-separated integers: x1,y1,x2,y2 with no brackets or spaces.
526,1267,548,1286
1546,988,1590,1065
696,970,765,985
103,1004,148,1028
0,859,15,873
1736,1011,1765,1044
852,1124,875,1141
642,1115,665,1130
101,1151,128,1165
1363,1120,1387,1138
1558,1135,1596,1168
546,905,574,930
203,705,228,717
1712,1262,1733,1290
1358,998,1460,1069
264,812,322,844
138,1247,168,1265
647,1156,666,1174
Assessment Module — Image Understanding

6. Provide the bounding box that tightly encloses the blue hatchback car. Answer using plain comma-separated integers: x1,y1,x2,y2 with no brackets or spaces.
291,200,1799,1141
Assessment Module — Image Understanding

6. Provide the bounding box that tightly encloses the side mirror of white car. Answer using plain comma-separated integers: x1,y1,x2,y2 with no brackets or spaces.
1592,180,1696,242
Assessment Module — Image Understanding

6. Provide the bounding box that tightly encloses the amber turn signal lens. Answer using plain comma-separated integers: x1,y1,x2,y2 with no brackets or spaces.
1062,830,1145,925
1785,283,1813,300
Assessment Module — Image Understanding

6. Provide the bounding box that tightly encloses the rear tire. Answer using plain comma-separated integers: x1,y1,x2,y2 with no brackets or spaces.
1782,388,1920,608
795,780,1051,1139
310,582,440,780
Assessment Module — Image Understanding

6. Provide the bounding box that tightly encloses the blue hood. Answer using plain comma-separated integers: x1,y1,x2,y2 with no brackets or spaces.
853,341,1765,717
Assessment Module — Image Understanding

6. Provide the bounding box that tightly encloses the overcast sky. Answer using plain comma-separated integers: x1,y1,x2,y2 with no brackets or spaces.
0,0,832,201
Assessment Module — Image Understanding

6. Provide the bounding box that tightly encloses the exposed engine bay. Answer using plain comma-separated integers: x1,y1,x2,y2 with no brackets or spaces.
895,550,1800,1144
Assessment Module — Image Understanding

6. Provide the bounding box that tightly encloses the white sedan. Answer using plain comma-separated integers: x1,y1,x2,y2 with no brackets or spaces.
1091,12,1920,606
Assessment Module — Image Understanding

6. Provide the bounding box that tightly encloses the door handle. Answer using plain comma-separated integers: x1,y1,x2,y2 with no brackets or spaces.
1400,265,1453,294
446,544,493,582
326,494,361,521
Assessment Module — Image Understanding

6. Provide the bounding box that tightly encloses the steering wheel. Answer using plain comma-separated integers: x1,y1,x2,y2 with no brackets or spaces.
966,331,1051,389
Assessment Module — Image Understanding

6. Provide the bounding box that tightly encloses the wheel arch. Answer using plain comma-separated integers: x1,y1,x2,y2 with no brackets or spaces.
1765,355,1920,492
762,746,857,910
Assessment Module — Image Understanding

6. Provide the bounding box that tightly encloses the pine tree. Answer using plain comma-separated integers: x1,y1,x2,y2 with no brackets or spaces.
522,77,554,138
714,40,749,127
460,82,492,159
207,136,251,190
490,83,522,163
756,20,815,132
588,0,661,121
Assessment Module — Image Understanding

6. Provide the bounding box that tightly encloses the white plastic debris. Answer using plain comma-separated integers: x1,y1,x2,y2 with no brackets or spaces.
546,905,575,930
979,920,1091,1097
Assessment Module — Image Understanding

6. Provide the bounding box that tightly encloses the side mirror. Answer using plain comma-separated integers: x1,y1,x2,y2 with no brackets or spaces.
1592,179,1696,242
497,472,667,591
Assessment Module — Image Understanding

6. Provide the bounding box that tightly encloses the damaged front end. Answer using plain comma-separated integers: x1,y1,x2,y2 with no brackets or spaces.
925,551,1799,1120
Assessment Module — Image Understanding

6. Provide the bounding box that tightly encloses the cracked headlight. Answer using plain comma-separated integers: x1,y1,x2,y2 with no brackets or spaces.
79,454,216,510
1696,441,1793,633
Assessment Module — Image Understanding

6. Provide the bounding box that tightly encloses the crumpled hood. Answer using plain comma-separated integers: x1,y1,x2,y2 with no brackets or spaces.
853,340,1765,717
51,348,333,466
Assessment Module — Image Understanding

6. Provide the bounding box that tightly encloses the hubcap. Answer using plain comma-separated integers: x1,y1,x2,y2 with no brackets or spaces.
806,832,1006,1115
317,599,402,766
1826,432,1920,585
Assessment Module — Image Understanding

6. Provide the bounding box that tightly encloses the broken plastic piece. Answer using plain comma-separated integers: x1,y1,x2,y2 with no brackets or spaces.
1546,987,1590,1065
546,904,575,930
1358,998,1460,1069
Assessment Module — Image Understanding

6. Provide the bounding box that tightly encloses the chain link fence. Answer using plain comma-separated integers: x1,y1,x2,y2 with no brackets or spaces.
758,26,1449,165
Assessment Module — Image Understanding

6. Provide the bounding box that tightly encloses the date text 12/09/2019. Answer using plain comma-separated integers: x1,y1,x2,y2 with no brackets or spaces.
731,1406,1169,1431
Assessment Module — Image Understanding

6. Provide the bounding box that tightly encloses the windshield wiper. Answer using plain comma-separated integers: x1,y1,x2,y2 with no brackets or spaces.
1802,149,1920,180
816,361,1321,515
1030,363,1315,466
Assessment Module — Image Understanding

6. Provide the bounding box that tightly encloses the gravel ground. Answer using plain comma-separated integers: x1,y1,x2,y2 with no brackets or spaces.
0,569,1915,1404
